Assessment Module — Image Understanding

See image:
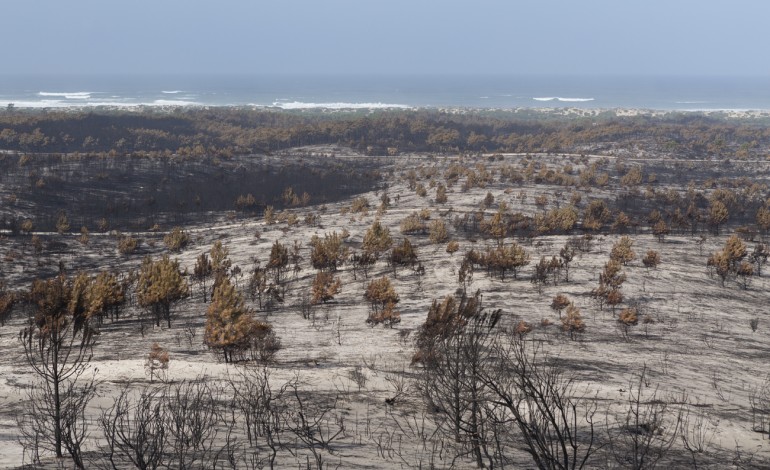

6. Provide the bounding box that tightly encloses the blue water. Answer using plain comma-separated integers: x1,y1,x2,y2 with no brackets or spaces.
0,74,768,111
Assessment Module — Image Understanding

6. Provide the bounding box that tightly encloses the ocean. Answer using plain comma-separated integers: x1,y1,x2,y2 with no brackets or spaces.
0,74,768,111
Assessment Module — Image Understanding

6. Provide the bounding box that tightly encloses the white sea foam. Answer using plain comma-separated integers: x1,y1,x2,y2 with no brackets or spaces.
533,97,594,102
2,98,202,109
270,101,410,110
150,99,201,106
39,91,92,99
161,90,183,94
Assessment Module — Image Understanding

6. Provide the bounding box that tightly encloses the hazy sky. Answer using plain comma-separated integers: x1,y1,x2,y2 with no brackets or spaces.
4,0,769,76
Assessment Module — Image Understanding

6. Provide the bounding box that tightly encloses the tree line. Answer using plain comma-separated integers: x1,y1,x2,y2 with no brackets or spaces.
1,108,769,157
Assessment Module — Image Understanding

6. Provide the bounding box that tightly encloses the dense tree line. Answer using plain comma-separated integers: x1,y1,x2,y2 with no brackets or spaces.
1,108,769,157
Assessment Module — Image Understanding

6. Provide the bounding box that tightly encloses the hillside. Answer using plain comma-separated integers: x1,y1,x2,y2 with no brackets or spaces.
1,128,770,468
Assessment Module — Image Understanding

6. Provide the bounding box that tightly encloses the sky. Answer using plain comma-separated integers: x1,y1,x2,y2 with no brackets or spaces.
4,0,770,76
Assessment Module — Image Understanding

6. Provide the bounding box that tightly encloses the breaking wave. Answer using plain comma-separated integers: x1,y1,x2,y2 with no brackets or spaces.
162,90,183,94
38,91,92,99
270,101,410,110
3,99,202,108
147,99,198,106
533,97,595,102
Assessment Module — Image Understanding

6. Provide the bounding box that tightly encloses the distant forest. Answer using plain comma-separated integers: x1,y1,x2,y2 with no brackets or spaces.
3,108,770,232
1,108,769,158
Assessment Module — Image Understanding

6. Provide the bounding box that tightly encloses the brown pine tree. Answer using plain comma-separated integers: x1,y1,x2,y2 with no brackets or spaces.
428,219,449,244
163,227,190,252
610,236,636,266
205,276,270,363
193,252,213,302
136,255,189,328
642,250,661,269
561,304,585,340
550,294,570,318
267,241,289,284
362,220,393,258
708,199,729,234
310,232,349,272
310,271,342,304
364,277,399,316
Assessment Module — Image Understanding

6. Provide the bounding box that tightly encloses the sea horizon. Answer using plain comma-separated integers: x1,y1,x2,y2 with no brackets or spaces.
1,73,769,111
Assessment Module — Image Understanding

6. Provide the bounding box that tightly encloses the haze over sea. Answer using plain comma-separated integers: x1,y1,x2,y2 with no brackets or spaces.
1,74,768,111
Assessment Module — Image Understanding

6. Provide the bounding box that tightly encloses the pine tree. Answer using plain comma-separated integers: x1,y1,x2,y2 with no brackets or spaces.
561,304,585,340
193,252,213,302
708,199,729,234
364,277,399,315
483,243,530,280
362,220,393,258
310,232,349,272
756,207,770,235
311,271,342,304
724,234,747,266
56,212,70,235
21,275,97,463
750,243,769,276
550,294,570,318
0,282,15,326
210,241,231,291
136,255,188,328
85,271,126,324
707,251,731,286
267,241,289,284
610,236,636,266
642,250,661,269
428,219,449,244
163,227,190,252
205,276,260,363
481,210,507,244
435,184,448,204
390,238,418,272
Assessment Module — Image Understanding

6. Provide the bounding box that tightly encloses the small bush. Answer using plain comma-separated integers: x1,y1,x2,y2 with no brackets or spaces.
618,307,638,326
351,196,370,214
435,184,448,203
429,219,448,244
145,343,169,382
642,250,661,269
163,227,190,252
514,320,532,337
400,213,427,235
117,234,139,255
